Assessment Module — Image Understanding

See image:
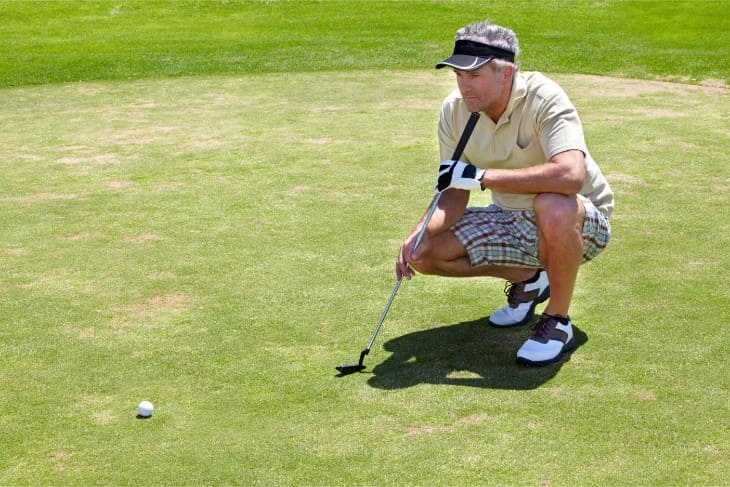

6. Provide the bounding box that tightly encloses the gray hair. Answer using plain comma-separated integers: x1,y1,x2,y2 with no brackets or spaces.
455,21,520,71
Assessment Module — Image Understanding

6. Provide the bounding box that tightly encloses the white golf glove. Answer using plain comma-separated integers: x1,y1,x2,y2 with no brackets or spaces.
436,160,485,193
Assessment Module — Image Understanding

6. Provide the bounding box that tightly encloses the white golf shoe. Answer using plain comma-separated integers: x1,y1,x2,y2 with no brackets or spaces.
488,269,550,327
516,314,575,366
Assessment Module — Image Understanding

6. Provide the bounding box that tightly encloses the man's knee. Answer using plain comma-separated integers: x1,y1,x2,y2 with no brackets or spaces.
409,245,447,275
410,230,468,276
533,193,583,232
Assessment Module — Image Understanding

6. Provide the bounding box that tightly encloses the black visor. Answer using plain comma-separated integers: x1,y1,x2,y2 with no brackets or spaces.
436,40,516,71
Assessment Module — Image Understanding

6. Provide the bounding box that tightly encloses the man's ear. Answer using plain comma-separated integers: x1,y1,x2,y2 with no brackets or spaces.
502,65,514,83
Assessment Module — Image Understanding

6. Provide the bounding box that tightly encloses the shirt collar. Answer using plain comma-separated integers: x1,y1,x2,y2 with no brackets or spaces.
498,72,527,125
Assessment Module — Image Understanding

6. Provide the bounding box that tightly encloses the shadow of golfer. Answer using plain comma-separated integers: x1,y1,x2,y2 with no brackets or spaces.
367,316,588,390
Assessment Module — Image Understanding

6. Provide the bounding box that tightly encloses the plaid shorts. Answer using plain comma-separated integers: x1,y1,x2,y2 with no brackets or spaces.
451,196,611,268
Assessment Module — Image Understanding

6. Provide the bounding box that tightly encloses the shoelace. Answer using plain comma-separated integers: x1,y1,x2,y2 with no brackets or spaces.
530,315,555,341
504,280,526,307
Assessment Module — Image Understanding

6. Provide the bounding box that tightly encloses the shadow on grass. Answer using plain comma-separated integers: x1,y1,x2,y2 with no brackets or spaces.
366,317,587,390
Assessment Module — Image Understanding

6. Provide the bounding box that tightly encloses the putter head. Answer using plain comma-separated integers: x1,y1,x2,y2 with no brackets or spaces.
335,363,366,376
336,349,369,376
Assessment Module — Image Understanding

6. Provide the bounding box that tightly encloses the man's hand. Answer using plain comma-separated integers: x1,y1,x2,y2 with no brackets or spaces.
436,160,485,193
396,228,430,281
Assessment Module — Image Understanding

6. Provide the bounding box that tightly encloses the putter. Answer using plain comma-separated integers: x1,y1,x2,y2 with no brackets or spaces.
336,111,481,376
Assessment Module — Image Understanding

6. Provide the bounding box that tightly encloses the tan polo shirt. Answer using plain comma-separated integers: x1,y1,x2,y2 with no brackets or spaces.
438,71,614,218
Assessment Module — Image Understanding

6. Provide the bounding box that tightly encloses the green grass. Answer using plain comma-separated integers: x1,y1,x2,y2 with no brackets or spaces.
0,0,728,87
1,1,729,485
2,69,728,487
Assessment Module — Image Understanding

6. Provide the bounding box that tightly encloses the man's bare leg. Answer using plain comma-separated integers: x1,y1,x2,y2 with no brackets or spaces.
533,193,585,317
408,229,536,281
515,193,585,365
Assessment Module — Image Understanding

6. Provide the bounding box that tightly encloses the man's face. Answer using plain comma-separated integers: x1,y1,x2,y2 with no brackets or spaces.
454,63,511,117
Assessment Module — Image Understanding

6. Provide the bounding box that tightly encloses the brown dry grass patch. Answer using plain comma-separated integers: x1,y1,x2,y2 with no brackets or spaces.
122,233,162,244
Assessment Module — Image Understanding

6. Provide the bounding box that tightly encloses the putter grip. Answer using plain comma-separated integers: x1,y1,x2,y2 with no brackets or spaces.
412,112,480,251
451,111,480,162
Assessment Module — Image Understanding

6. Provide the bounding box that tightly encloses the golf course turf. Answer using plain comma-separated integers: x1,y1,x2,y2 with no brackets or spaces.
0,1,727,485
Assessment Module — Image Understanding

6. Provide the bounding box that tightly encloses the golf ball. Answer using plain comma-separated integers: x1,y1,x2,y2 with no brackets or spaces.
137,400,154,417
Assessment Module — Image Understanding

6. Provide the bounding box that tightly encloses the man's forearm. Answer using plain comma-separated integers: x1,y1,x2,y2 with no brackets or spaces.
424,189,469,236
481,149,585,195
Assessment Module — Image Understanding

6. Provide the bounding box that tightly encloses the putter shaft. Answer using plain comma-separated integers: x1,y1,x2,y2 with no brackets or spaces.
337,112,481,375
363,193,441,354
